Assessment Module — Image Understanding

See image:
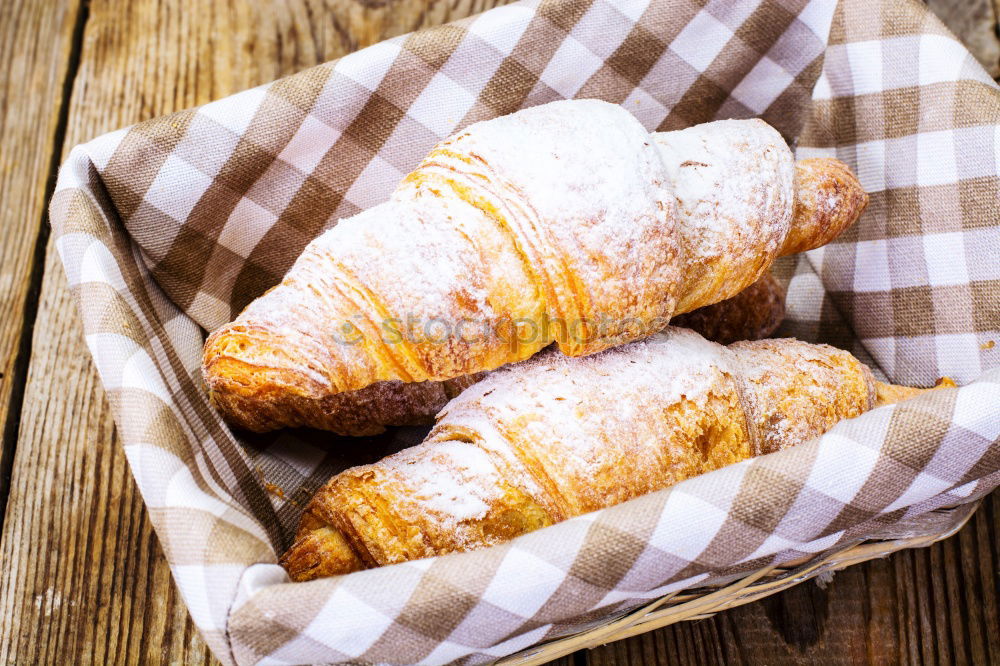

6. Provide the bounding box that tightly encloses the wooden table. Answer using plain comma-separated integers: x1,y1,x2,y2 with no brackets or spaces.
0,1,997,663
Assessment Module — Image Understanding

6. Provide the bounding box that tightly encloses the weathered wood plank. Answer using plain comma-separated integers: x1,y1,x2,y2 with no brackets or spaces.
584,491,999,666
0,0,85,523
0,0,511,664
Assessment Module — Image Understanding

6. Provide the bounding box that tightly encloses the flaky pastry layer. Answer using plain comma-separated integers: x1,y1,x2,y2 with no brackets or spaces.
281,328,877,580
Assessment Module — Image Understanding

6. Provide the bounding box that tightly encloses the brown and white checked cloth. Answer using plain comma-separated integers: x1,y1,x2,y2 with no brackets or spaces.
49,0,1000,663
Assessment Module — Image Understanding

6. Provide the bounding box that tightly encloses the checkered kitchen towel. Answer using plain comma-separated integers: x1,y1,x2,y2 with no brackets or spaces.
50,0,1000,663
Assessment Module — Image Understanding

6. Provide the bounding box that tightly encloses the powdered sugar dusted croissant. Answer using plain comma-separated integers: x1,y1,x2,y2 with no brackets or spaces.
280,328,879,580
271,271,787,436
204,100,867,434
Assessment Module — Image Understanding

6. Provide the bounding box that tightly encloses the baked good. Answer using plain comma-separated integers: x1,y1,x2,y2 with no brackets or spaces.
281,327,887,580
236,270,786,435
671,271,785,345
875,376,957,406
203,100,867,434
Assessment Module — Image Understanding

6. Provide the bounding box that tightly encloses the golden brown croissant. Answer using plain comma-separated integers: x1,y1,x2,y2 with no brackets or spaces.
281,327,890,581
204,100,867,435
237,271,786,435
671,271,785,345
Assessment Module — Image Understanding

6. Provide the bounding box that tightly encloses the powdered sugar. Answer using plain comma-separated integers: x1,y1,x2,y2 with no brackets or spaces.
415,99,684,354
730,338,876,455
653,119,794,312
435,327,738,505
382,439,503,523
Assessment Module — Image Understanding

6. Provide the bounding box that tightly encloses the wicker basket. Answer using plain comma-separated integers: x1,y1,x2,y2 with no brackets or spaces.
499,501,981,665
49,0,1000,660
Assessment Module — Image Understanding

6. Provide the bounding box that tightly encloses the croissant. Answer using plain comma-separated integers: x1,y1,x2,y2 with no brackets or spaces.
204,100,867,434
241,271,785,435
280,327,935,581
671,270,785,345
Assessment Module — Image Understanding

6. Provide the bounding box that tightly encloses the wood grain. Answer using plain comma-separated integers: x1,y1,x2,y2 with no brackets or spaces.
0,1,511,664
0,0,85,523
0,0,995,665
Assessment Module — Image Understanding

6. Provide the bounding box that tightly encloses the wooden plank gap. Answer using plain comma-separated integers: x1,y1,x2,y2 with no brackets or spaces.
0,0,91,529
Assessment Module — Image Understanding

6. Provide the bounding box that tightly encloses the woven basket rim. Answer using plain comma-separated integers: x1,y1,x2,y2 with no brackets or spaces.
497,500,981,665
